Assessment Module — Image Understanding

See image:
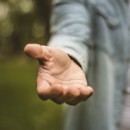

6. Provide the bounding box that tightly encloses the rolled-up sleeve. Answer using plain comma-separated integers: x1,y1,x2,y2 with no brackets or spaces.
48,0,92,72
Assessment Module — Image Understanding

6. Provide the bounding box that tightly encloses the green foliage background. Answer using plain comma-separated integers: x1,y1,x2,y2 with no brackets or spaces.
0,0,63,130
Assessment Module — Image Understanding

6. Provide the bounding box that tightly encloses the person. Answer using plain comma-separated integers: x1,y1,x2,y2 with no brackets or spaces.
24,0,130,130
119,65,130,130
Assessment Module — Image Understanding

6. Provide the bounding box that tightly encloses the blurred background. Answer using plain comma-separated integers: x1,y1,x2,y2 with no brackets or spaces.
0,0,63,130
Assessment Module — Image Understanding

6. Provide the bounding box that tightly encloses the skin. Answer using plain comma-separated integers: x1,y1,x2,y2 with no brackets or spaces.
24,44,94,105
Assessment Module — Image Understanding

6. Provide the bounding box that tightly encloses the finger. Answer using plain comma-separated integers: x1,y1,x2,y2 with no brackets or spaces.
58,86,82,105
66,86,94,105
24,43,51,61
50,85,78,104
49,85,63,99
37,79,65,103
50,85,69,104
65,87,81,105
79,86,94,101
66,99,79,106
37,79,51,100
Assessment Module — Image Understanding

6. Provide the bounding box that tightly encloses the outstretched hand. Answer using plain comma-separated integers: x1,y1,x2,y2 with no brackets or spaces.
24,44,93,105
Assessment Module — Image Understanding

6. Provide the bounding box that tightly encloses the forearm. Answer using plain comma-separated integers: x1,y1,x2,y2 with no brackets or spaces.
48,0,92,72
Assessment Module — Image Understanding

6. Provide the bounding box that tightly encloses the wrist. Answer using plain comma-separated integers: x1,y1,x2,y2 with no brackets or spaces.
68,54,82,69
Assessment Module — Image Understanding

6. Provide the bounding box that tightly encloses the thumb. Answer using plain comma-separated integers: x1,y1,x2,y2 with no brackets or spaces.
24,43,51,61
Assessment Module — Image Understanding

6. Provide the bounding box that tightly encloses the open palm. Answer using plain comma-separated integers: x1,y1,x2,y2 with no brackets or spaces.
24,44,93,105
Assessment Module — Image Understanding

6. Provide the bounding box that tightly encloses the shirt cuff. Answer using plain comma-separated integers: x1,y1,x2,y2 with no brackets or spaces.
48,35,89,72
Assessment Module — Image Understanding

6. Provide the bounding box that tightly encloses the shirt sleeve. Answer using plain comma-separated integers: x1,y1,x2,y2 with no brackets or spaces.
48,0,92,72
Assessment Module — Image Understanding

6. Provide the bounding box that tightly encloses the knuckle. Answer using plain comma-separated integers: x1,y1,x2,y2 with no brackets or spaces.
37,86,43,95
66,98,79,106
82,96,88,101
66,101,78,106
52,99,64,104
38,94,48,100
37,86,49,100
71,88,80,97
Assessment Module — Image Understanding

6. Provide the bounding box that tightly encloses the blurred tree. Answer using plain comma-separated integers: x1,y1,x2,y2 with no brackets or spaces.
35,0,52,42
0,0,52,57
0,1,63,130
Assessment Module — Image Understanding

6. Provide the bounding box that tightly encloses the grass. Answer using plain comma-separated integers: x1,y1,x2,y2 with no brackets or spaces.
0,56,63,130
